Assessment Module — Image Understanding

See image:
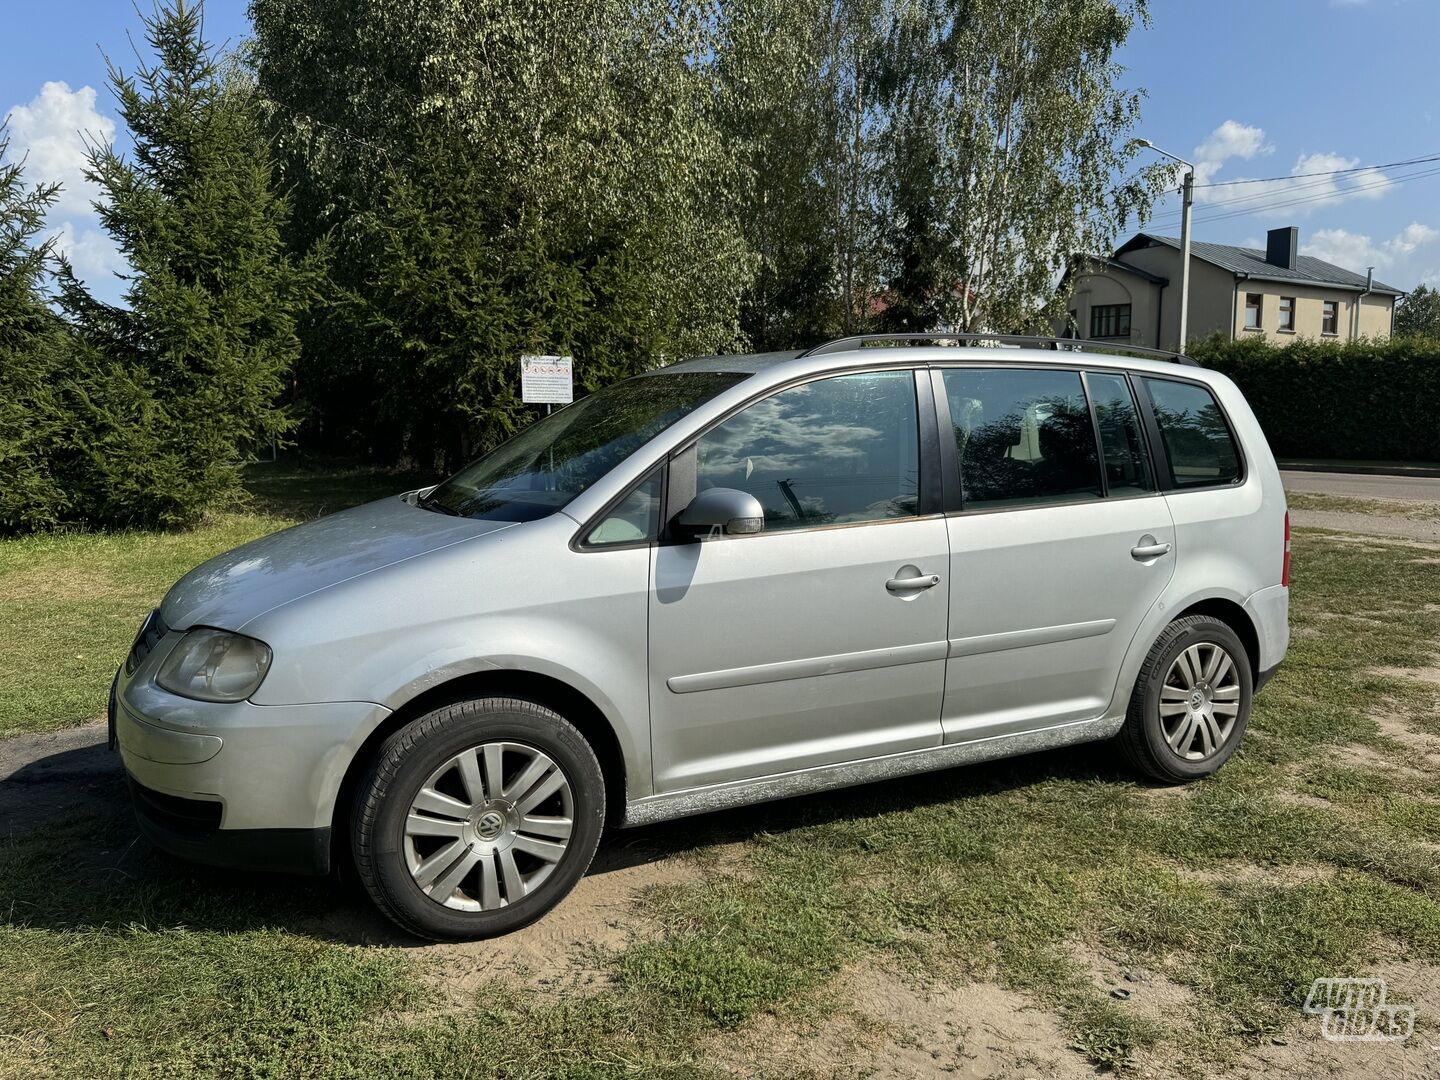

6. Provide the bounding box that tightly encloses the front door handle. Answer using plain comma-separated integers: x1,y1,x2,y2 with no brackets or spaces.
886,573,941,592
1131,536,1172,560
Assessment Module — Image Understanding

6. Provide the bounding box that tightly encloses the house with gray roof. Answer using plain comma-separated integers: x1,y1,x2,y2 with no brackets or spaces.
1062,227,1404,352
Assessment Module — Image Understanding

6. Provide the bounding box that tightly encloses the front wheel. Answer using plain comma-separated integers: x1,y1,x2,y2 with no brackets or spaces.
1117,615,1253,783
352,697,606,940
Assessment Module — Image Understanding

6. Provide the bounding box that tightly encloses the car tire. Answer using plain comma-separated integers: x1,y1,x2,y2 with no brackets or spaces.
352,697,605,941
1117,615,1253,784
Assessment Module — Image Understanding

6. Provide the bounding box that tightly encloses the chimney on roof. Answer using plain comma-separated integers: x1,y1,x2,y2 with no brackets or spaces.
1266,227,1299,271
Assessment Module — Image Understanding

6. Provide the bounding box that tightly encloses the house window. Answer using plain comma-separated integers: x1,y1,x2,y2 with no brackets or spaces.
1322,300,1339,336
1090,303,1131,339
1278,296,1295,332
1244,293,1262,329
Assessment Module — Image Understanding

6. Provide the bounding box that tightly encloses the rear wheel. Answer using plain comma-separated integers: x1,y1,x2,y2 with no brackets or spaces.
1118,615,1252,783
352,697,605,940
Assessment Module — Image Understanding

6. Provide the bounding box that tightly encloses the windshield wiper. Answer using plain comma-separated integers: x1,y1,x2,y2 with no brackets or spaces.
418,497,461,517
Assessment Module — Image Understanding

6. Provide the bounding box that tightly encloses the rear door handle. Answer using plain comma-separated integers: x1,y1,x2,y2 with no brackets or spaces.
1131,536,1172,560
886,573,941,592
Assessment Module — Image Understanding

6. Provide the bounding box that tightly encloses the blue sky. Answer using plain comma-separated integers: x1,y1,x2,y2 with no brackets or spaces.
4,0,1438,305
1120,0,1440,292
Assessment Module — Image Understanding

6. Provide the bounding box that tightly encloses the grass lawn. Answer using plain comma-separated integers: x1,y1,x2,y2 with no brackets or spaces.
0,462,434,738
1287,490,1440,523
3,470,1439,1077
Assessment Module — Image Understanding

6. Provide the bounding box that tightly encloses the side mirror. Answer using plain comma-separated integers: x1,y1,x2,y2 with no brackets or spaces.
674,488,765,541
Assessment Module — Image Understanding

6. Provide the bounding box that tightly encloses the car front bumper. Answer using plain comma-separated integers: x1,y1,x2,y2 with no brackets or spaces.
111,661,391,875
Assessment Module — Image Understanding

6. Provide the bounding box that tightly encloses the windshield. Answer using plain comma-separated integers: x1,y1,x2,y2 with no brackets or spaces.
419,370,747,521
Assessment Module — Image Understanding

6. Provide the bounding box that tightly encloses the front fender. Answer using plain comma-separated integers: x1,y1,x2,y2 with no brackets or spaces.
246,515,654,799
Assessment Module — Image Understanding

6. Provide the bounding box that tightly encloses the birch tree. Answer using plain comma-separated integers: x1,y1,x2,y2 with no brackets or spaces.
878,0,1162,332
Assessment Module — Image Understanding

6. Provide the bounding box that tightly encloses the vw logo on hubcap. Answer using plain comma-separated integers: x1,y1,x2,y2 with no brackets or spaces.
475,810,505,839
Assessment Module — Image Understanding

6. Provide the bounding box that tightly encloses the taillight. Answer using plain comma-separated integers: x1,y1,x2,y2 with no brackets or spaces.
1281,511,1291,587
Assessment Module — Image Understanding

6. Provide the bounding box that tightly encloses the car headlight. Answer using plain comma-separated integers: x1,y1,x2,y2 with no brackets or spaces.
155,628,272,703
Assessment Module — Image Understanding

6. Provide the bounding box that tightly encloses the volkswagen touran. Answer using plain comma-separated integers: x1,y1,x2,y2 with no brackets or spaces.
112,336,1289,939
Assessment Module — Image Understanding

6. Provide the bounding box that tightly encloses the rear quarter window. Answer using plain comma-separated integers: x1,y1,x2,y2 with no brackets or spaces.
1141,378,1241,489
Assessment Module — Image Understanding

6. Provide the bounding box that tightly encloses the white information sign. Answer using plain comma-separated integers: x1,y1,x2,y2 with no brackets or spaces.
520,354,574,405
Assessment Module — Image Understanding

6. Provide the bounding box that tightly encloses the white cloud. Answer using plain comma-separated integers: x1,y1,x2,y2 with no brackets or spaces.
1301,229,1386,270
1184,121,1269,189
1301,222,1440,280
6,81,115,216
1185,121,1395,217
1193,120,1270,184
6,81,125,301
51,220,127,283
1387,222,1439,256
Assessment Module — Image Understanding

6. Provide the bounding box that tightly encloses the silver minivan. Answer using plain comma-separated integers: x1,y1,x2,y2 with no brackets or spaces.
112,335,1290,939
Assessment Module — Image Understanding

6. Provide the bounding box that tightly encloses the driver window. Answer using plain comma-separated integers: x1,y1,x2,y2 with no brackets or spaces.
692,371,920,532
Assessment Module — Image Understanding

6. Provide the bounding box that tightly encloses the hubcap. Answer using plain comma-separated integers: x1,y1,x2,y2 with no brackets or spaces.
403,742,574,912
1159,642,1241,761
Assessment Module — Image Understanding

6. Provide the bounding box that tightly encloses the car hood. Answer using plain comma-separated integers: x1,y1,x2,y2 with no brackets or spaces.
161,496,519,632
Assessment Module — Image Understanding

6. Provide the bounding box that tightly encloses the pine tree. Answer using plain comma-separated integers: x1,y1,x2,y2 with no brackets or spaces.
62,0,304,528
0,127,73,532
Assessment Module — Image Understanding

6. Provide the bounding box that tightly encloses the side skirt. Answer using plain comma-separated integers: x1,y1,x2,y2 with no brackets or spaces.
620,714,1125,829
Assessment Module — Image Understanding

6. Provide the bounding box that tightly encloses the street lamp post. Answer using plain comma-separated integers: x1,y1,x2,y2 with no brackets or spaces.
1138,140,1194,353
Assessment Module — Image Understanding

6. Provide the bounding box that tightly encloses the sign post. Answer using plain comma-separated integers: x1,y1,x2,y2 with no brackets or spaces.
520,355,574,415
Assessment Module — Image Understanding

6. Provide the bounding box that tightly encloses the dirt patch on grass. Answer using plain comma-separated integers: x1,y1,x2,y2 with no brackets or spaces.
1134,781,1197,804
1312,611,1394,627
1177,861,1339,888
0,564,126,604
1374,958,1440,1029
1074,938,1438,1078
1275,788,1335,812
1316,532,1440,553
1236,1017,1435,1077
1369,665,1440,688
710,965,1094,1079
1370,710,1440,766
388,847,708,998
1328,742,1433,781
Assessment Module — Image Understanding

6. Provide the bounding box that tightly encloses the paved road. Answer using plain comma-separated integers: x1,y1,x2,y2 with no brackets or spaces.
0,718,120,833
1281,469,1440,542
1281,470,1440,502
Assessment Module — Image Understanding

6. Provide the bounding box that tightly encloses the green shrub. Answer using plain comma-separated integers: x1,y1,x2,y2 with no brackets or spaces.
1190,334,1440,461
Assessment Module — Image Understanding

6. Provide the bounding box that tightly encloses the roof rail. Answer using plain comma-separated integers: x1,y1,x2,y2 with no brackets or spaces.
798,332,1200,367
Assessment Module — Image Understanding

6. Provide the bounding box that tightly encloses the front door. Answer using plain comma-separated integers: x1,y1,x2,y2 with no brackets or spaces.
936,366,1176,741
648,369,949,793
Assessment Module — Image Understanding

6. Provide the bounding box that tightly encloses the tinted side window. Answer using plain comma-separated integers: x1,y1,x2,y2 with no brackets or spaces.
584,468,662,546
694,371,919,531
1086,371,1152,497
1141,378,1241,488
941,368,1102,509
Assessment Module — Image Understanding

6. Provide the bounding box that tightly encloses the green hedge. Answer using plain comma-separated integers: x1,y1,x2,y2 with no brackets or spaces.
1189,335,1440,462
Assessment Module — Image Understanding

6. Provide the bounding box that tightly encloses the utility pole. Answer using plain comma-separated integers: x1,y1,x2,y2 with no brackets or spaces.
1138,141,1195,353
